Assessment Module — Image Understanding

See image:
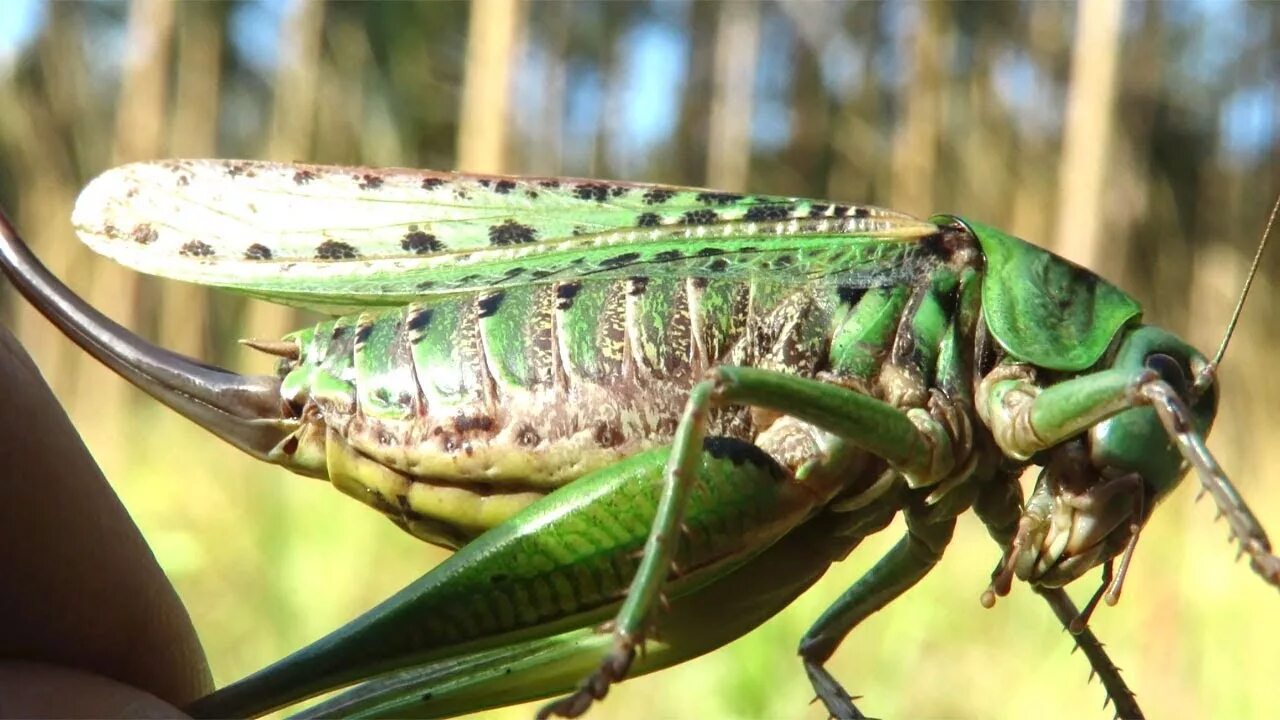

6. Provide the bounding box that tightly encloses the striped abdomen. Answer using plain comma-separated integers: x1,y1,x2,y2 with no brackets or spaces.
269,230,977,546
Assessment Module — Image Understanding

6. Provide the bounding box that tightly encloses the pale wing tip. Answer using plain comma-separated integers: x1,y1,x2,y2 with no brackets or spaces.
72,161,205,268
71,161,174,232
72,159,229,223
71,164,139,254
72,160,210,250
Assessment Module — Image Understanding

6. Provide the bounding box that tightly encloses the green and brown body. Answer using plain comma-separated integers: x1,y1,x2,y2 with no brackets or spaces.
278,221,977,549
1,160,1275,720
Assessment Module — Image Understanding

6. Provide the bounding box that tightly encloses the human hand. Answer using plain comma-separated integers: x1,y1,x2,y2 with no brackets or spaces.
0,325,211,717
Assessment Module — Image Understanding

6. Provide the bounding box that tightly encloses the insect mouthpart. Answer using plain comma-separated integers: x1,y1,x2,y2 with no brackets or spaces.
1012,442,1146,592
980,435,1149,627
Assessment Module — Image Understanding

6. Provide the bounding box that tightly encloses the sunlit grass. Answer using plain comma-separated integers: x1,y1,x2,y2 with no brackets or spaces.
68,365,1279,720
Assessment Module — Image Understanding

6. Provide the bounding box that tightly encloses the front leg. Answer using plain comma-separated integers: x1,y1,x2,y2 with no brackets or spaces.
1036,587,1143,720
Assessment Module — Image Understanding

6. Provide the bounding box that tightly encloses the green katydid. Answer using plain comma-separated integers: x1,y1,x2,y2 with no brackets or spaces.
0,159,1276,719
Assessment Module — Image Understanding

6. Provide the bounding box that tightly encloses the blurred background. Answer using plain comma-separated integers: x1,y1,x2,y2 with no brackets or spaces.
1,1,1278,718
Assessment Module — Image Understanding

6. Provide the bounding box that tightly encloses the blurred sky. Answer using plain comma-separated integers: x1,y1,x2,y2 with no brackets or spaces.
0,0,1273,168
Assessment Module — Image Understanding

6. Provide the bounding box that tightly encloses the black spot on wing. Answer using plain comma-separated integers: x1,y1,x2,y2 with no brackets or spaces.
421,177,445,190
696,192,742,206
244,243,273,261
493,180,516,195
653,249,683,262
316,240,359,260
402,231,443,254
179,240,215,257
636,212,661,228
643,188,675,205
488,219,538,246
598,252,641,269
357,174,384,190
131,224,158,245
707,258,729,273
538,179,560,189
573,183,611,202
743,203,794,222
293,169,317,185
808,204,829,218
682,209,719,225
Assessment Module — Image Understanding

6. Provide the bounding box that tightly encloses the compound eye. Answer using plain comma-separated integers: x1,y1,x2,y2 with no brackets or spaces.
1145,352,1188,396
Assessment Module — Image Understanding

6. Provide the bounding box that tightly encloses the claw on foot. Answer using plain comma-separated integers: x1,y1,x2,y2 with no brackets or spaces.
536,638,636,719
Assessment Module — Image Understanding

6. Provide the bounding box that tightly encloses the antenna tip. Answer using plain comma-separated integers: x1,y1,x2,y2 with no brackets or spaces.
1211,193,1280,367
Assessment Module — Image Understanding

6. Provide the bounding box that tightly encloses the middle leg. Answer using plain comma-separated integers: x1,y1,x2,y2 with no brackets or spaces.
538,365,971,718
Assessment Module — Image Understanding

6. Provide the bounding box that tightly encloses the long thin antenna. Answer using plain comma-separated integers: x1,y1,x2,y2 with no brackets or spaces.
1213,194,1280,366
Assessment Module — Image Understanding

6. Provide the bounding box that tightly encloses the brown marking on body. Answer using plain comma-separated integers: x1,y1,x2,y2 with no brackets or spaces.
454,414,496,433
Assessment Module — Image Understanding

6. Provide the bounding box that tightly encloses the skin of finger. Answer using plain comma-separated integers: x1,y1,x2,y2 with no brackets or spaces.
0,326,212,707
0,660,188,719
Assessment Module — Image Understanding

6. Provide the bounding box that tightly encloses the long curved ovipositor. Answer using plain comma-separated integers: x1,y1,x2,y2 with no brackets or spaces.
0,210,291,461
